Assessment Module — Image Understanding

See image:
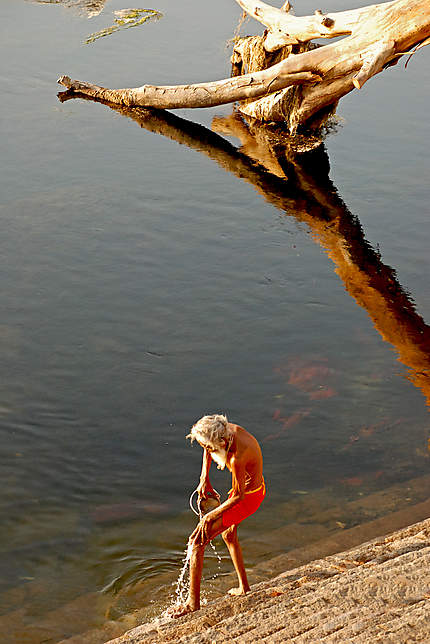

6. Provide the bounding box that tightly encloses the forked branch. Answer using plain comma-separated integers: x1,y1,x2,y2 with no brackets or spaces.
57,0,430,132
235,0,375,49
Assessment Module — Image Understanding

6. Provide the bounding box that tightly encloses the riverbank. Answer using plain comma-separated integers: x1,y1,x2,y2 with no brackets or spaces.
47,475,430,644
3,474,429,643
107,511,430,643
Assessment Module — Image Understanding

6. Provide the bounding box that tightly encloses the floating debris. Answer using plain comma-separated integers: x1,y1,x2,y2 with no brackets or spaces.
86,8,163,44
30,0,107,18
308,386,337,400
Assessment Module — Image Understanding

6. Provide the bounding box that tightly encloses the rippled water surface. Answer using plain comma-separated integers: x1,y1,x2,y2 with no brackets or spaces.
1,0,430,640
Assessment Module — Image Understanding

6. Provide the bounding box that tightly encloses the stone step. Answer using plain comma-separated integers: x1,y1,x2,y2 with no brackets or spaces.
63,476,430,643
3,471,430,643
246,472,430,569
105,517,430,643
60,472,430,642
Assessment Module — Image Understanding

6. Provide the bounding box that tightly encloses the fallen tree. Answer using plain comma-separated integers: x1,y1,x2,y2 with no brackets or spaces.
58,0,430,131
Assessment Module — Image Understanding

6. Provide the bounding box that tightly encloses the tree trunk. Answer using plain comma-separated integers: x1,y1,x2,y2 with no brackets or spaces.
58,0,430,132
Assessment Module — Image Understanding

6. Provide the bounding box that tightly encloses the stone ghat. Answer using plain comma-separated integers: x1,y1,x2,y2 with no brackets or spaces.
107,516,430,643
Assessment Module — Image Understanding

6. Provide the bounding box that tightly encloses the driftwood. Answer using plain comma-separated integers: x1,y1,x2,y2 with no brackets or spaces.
58,0,430,131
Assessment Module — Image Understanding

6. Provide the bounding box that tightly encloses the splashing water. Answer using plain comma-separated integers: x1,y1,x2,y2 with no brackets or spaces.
164,488,223,615
208,540,222,579
173,539,193,607
169,537,223,612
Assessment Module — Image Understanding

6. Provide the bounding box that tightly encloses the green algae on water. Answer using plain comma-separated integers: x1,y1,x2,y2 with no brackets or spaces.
85,8,163,44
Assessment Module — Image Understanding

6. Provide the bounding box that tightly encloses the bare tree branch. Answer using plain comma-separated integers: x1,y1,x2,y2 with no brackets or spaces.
234,0,375,49
57,0,430,131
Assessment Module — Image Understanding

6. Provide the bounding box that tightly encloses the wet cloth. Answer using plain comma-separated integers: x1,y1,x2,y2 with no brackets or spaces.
222,479,265,528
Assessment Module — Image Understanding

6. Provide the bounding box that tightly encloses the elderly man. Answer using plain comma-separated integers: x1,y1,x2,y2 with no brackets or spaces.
173,414,265,617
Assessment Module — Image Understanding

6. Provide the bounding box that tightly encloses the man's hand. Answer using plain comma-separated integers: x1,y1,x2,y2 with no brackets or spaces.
197,479,220,502
190,512,214,545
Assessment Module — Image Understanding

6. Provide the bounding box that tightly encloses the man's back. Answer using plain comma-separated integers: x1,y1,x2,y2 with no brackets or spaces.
226,423,263,492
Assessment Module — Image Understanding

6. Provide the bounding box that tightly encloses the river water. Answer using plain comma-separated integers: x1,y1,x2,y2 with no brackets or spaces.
1,0,430,641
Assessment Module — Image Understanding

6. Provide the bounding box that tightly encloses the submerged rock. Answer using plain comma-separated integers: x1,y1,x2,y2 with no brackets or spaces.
90,501,169,524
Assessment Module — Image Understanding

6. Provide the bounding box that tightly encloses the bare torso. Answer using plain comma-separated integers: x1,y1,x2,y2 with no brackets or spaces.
226,423,263,494
170,420,264,617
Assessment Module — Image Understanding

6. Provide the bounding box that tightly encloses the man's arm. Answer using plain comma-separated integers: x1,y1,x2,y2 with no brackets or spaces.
205,455,246,522
191,455,246,544
197,449,219,500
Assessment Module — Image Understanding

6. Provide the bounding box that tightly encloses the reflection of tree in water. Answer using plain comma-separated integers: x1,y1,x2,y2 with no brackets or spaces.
57,90,430,407
32,0,107,18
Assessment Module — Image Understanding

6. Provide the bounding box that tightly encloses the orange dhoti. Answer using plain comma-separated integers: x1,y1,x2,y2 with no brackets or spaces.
222,480,266,528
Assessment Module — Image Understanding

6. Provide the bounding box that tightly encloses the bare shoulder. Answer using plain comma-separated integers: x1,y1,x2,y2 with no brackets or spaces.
229,423,262,453
228,423,263,487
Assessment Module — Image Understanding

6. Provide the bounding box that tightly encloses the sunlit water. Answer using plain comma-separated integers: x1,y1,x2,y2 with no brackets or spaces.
1,0,430,641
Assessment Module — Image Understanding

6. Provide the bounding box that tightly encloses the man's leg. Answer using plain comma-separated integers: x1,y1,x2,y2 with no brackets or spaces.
222,525,250,595
182,540,205,613
172,516,225,617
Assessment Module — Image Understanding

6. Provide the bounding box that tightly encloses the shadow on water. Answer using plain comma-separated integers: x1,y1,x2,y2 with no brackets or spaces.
58,90,430,409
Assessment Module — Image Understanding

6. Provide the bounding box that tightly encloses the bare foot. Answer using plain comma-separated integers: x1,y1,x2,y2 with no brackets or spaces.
168,602,198,618
228,586,249,596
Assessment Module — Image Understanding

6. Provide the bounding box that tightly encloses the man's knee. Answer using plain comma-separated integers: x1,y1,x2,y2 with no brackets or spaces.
189,540,207,554
222,525,237,544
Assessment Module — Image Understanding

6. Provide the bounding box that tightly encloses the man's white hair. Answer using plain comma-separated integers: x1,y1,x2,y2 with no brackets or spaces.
187,414,231,448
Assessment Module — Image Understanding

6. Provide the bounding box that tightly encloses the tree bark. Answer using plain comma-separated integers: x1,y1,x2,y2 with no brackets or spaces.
58,0,430,132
